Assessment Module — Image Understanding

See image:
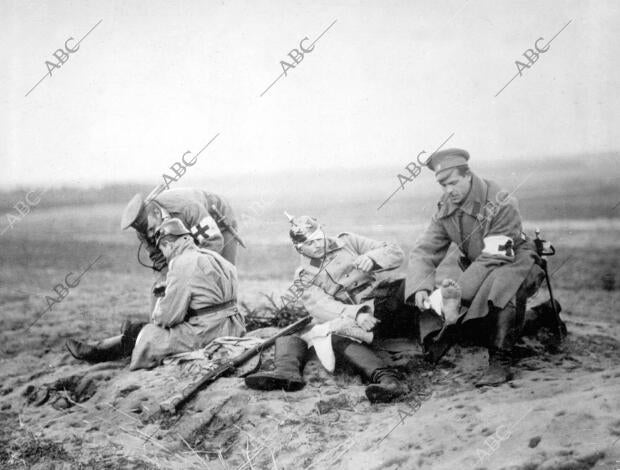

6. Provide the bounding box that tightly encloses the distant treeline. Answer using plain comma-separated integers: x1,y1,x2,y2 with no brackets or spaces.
0,184,153,212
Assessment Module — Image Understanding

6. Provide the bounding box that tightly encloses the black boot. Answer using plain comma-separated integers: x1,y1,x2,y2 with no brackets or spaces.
476,348,513,387
245,335,307,391
423,325,456,364
332,335,407,403
66,319,146,363
365,368,408,403
120,319,147,352
65,336,126,363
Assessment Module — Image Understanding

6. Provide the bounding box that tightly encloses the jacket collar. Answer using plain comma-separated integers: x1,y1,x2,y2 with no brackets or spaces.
436,173,488,219
166,235,196,263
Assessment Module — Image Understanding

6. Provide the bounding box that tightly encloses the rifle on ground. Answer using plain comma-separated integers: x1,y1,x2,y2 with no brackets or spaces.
160,315,311,414
534,228,566,343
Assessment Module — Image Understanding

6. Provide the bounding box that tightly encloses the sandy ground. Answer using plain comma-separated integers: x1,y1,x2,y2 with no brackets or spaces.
1,213,619,469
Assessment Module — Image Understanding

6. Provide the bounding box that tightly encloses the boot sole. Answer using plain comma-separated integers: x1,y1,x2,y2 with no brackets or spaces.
244,376,305,392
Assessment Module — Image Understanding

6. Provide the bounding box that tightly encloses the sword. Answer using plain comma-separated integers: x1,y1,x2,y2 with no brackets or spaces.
211,205,247,249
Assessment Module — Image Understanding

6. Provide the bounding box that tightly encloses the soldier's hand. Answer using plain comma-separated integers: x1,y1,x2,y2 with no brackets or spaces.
152,274,167,298
354,255,374,272
356,312,378,331
152,281,166,297
414,290,430,310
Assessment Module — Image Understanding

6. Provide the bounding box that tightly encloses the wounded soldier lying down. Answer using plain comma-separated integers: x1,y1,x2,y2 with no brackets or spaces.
66,218,245,370
245,213,419,403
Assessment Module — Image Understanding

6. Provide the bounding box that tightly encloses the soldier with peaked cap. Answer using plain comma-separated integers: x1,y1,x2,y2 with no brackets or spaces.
65,218,246,370
406,148,565,386
121,187,240,270
245,214,419,403
122,187,241,307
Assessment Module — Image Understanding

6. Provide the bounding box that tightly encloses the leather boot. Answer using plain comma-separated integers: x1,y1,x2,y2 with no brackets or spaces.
365,368,408,403
476,348,513,387
120,320,147,352
244,335,307,391
423,325,456,364
476,302,519,387
66,335,127,363
332,335,407,403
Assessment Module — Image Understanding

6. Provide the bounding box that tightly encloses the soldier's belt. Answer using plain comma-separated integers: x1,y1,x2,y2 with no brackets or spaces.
187,300,237,319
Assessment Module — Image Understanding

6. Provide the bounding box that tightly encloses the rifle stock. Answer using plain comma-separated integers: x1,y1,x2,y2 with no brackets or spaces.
161,315,311,414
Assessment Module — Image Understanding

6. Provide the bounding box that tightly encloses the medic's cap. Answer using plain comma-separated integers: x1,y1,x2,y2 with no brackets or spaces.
426,148,470,174
121,193,147,232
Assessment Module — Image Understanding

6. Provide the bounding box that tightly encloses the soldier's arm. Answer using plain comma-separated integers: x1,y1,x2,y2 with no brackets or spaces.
300,285,374,322
405,216,451,300
288,268,373,323
345,233,405,270
180,203,225,254
151,263,192,327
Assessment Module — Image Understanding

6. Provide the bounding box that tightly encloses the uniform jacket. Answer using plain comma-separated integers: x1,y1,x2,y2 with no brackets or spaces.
294,232,404,322
138,188,236,271
406,173,543,321
130,236,245,370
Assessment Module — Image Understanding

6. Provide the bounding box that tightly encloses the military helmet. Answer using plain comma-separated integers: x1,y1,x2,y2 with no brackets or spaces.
285,212,321,244
154,218,191,246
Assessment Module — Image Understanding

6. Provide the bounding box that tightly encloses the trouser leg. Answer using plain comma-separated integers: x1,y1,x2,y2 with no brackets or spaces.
372,279,420,340
332,335,407,403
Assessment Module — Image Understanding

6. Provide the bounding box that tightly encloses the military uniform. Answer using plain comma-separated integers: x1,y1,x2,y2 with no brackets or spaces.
66,219,245,371
406,173,544,325
245,219,412,403
130,235,245,370
123,187,239,268
296,232,405,322
406,148,553,386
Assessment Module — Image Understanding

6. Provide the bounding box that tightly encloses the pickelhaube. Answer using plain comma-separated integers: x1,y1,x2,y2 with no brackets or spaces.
285,212,320,244
154,218,191,246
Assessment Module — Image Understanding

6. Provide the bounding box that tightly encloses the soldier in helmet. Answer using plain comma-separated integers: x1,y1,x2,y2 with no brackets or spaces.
66,218,245,370
406,148,565,386
245,214,417,403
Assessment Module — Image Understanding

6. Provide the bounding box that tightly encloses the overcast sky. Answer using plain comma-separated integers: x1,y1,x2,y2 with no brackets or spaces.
1,0,619,188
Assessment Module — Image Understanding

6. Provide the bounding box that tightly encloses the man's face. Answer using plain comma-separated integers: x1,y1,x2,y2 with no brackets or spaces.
295,233,326,259
436,169,472,204
146,209,163,241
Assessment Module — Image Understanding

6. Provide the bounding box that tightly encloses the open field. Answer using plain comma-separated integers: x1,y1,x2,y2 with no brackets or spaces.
1,159,619,469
